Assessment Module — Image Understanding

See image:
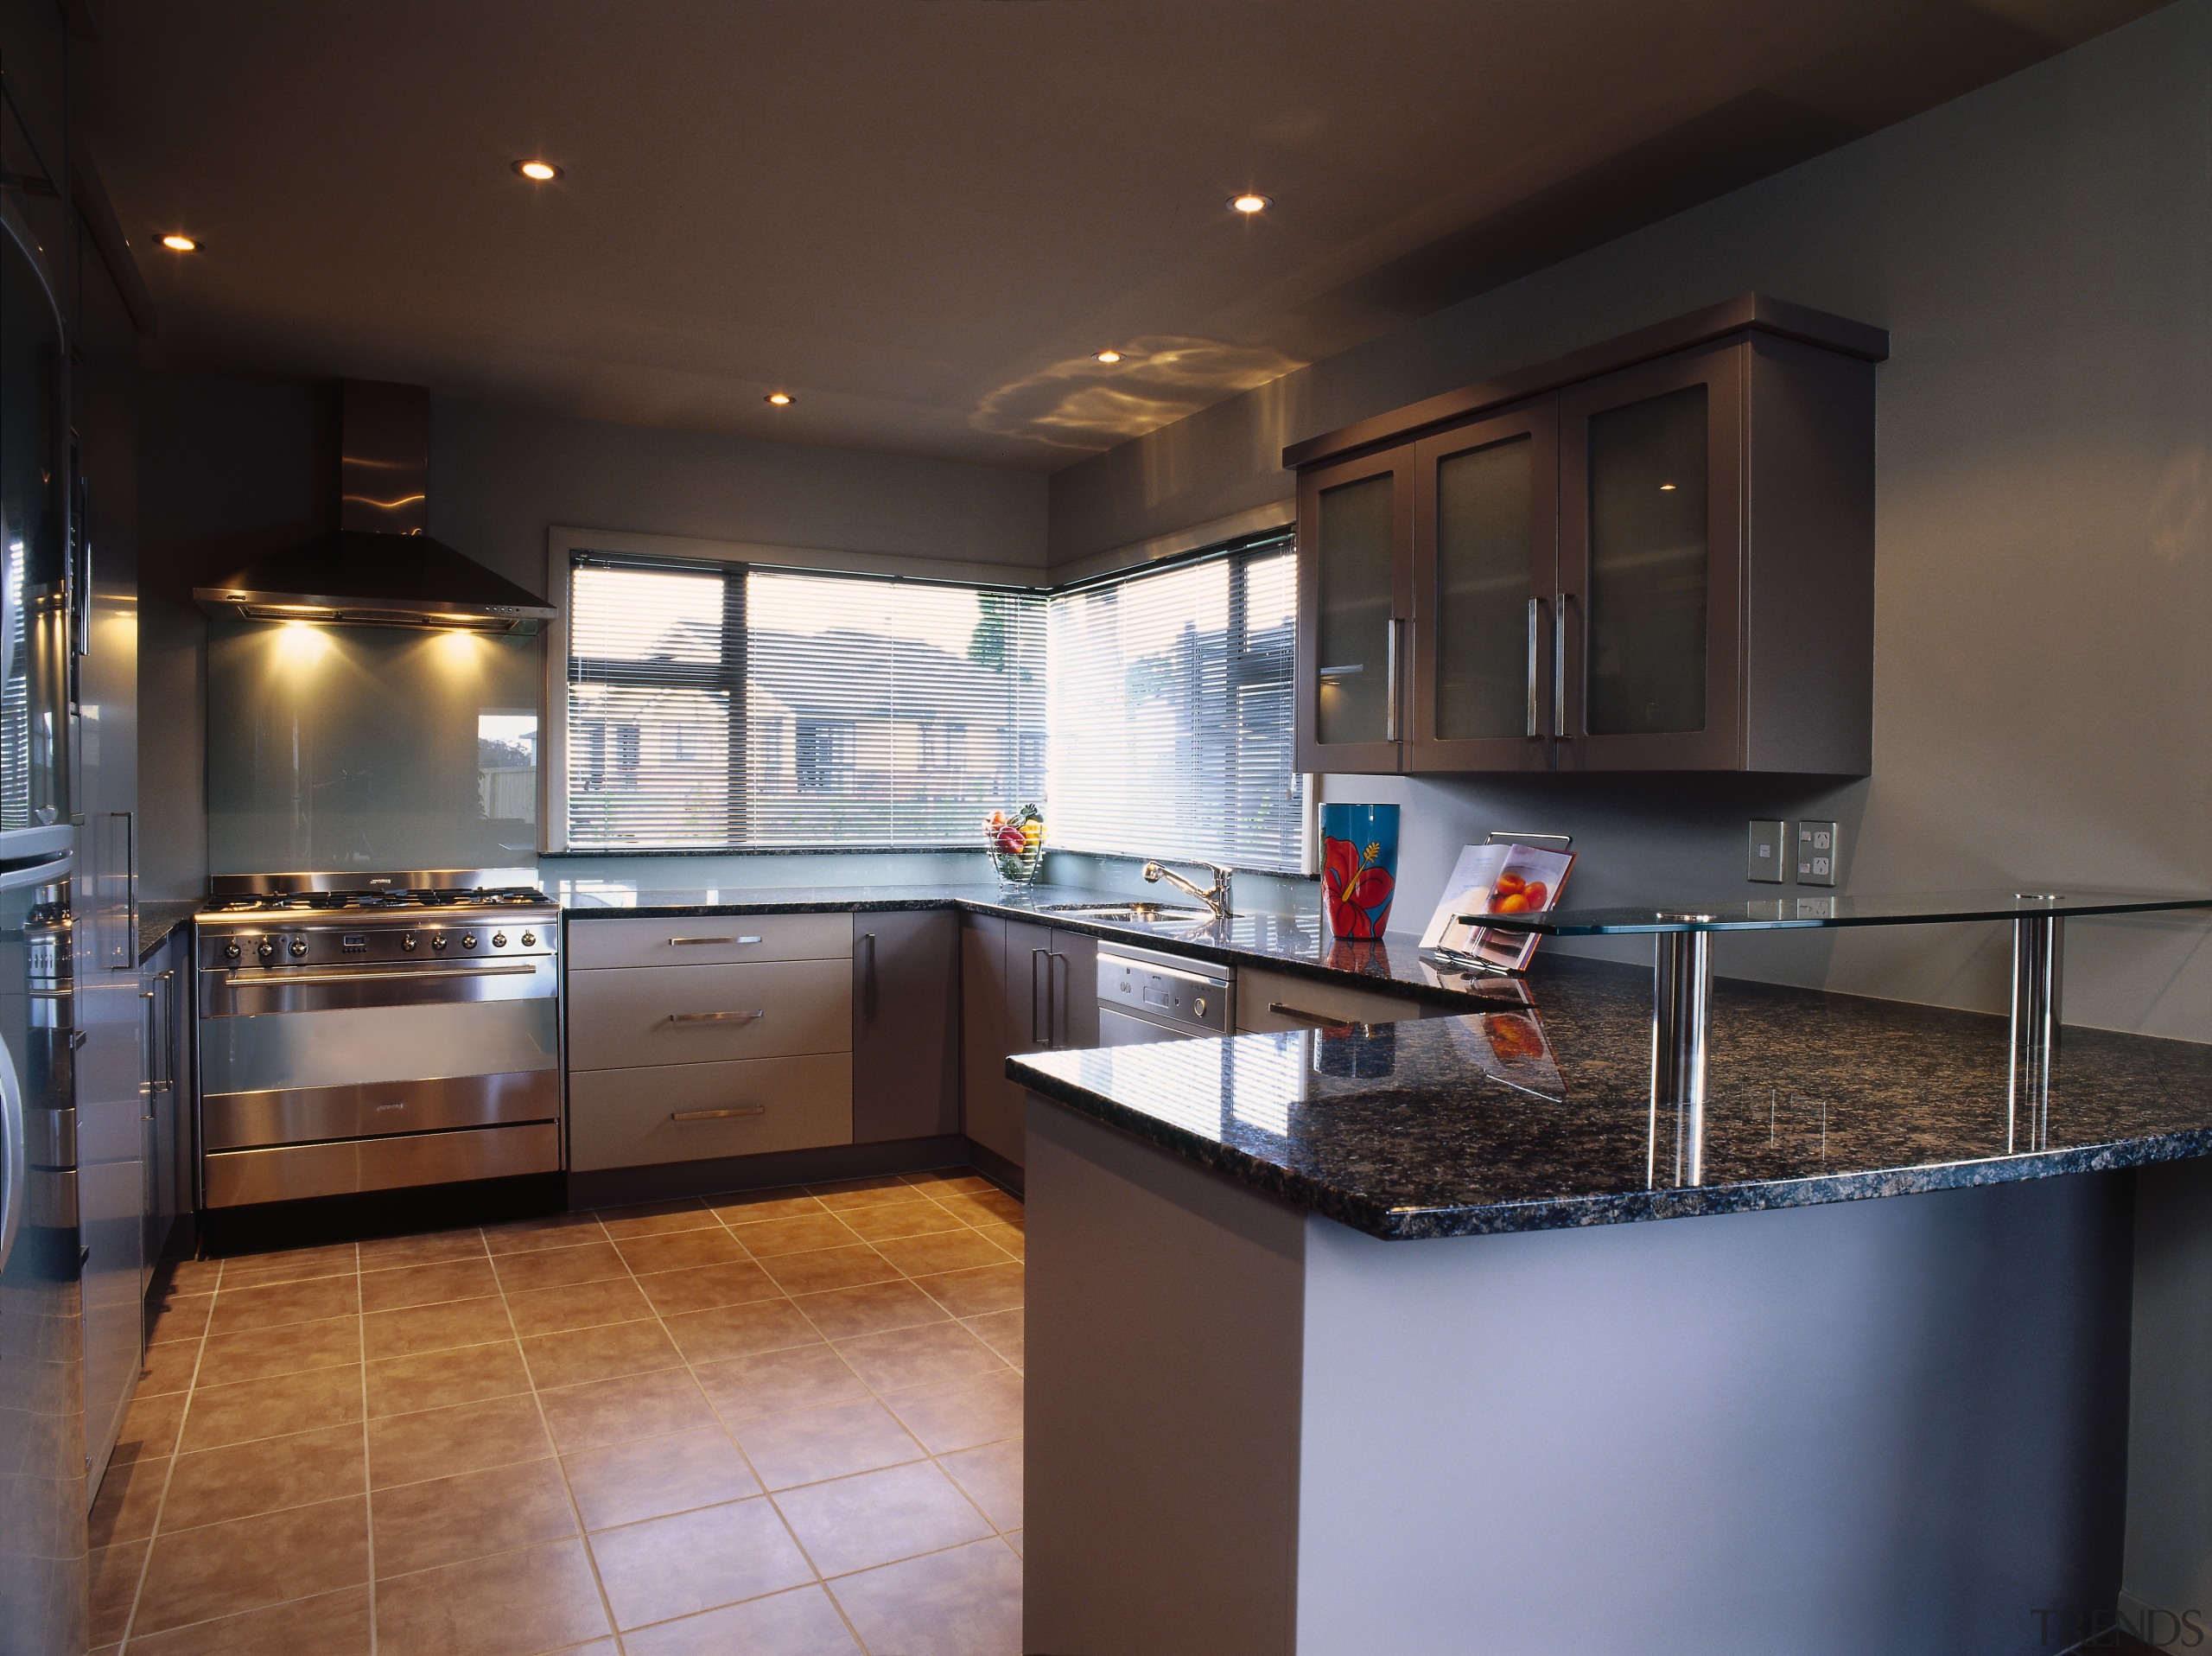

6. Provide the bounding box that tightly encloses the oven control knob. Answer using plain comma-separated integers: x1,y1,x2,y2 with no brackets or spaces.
461,932,479,950
491,933,507,949
256,937,275,962
289,937,308,958
432,932,449,951
520,932,536,947
224,940,242,961
401,933,418,952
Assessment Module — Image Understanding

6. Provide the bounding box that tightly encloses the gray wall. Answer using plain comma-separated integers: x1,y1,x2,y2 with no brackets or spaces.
1046,0,2212,1039
137,383,1050,899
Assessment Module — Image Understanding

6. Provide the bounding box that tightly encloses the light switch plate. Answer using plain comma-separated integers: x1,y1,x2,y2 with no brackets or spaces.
1747,820,1785,883
1796,820,1839,886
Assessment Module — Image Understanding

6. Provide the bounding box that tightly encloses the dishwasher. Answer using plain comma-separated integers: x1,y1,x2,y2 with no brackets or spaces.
1096,941,1233,1045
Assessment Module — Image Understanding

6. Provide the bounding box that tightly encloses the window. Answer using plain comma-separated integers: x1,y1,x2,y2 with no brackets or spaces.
1046,533,1299,871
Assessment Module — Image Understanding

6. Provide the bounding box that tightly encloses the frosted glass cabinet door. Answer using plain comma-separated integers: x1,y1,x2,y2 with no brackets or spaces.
1557,344,1745,770
1296,448,1412,774
1408,403,1558,772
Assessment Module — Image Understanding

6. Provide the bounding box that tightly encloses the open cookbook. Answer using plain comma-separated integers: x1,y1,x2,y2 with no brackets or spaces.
1418,841,1577,974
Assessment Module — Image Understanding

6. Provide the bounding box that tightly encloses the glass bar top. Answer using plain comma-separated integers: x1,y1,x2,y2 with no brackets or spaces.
1465,889,2212,936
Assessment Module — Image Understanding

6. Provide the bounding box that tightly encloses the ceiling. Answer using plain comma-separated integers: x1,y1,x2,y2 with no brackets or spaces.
83,0,2165,473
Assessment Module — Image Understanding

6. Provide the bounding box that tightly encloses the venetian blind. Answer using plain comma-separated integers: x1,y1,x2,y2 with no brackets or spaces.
1045,535,1300,872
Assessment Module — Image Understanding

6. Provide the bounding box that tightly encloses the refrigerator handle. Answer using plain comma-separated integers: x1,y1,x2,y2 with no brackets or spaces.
0,849,72,894
0,1030,22,1277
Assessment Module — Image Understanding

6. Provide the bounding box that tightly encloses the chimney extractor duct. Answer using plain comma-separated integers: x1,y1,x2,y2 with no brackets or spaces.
194,380,556,634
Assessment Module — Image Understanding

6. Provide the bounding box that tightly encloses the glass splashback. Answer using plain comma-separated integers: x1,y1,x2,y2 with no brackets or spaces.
1314,473,1396,746
1433,433,1534,741
207,621,543,874
0,224,67,836
1586,385,1707,736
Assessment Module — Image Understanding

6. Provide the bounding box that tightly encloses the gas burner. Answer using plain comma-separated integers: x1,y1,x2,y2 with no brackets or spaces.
486,889,543,905
412,890,461,907
303,893,350,910
210,896,264,913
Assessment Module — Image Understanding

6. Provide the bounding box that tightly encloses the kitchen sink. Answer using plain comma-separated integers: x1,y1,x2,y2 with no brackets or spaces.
1039,901,1215,926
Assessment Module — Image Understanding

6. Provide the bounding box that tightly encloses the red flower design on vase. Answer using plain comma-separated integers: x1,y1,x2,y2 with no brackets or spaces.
1323,835,1396,938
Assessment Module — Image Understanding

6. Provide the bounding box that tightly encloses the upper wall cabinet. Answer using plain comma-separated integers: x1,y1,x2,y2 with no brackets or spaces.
1288,295,1885,776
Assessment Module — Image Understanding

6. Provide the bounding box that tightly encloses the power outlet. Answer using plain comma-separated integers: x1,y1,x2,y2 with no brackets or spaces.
1747,820,1785,883
1796,820,1839,887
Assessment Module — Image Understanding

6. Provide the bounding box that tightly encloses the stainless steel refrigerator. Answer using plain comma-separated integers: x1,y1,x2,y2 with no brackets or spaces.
0,195,89,1656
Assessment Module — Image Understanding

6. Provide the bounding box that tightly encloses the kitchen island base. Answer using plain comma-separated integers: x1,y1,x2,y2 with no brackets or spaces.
1025,1099,2130,1656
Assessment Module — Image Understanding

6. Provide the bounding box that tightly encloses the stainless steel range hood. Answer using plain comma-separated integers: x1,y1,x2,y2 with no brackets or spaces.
194,380,556,634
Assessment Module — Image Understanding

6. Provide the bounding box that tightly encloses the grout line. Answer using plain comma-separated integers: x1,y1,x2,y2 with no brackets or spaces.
359,1251,378,1656
109,1274,212,1655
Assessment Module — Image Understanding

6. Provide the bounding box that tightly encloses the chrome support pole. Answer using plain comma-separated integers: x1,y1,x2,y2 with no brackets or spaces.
1650,928,1713,1188
2008,912,2064,1153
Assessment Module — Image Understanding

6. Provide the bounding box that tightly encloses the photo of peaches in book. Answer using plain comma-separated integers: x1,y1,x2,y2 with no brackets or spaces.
1419,841,1577,974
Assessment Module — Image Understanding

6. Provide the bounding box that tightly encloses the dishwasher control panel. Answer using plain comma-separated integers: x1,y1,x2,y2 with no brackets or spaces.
1096,945,1232,1036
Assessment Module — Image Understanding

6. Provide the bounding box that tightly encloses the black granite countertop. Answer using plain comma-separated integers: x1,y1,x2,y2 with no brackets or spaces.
1008,953,2212,1241
555,878,1505,1010
137,900,200,963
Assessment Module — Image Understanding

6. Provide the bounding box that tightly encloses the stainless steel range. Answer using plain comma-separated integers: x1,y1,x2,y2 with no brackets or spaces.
194,867,562,1207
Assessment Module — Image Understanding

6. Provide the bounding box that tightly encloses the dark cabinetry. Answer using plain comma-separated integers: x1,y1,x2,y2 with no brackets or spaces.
1291,296,1884,776
851,910,961,1143
961,913,1096,1170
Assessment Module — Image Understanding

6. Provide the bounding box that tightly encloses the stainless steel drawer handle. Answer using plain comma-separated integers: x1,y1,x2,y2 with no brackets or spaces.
226,962,538,987
665,1010,766,1025
1268,1000,1353,1028
669,935,763,946
671,1105,766,1122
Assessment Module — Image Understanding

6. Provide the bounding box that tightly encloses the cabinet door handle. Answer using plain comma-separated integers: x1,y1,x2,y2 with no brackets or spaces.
1268,1000,1351,1029
1383,617,1403,743
859,932,877,1022
1048,951,1069,1048
1031,948,1049,1045
665,1009,765,1025
1526,596,1542,738
669,935,761,946
671,1105,766,1121
1553,594,1572,741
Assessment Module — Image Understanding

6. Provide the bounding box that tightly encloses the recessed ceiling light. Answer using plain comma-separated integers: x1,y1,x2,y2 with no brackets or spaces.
1659,482,1677,492
765,392,793,406
1229,193,1271,214
160,233,198,252
1093,350,1123,364
512,160,561,182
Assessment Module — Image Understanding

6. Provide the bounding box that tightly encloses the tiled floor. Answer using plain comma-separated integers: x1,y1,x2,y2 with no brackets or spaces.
92,1169,1027,1655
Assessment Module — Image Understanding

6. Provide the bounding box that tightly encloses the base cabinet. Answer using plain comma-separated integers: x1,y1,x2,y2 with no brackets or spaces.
852,910,961,1143
963,914,1097,1169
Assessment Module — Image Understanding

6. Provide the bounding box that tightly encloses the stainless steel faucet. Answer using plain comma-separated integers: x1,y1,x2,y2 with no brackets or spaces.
1142,859,1234,920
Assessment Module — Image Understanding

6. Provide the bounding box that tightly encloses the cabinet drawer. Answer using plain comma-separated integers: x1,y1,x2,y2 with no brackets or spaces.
1235,965,1434,1033
568,912,852,970
568,959,852,1070
569,1054,852,1170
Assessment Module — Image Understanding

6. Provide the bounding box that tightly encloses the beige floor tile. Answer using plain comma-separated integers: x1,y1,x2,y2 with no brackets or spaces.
772,1461,993,1578
1006,1527,1022,1557
111,1389,187,1465
122,1583,372,1656
177,1364,364,1454
694,1345,870,1421
359,1256,501,1314
491,1239,629,1295
792,1279,950,1343
483,1211,608,1255
709,1188,826,1226
135,1339,201,1398
367,1340,532,1417
832,1199,967,1242
162,1422,365,1531
133,1494,368,1634
587,1497,816,1631
162,1257,224,1295
724,1213,862,1258
362,1295,512,1361
502,1273,653,1337
520,1317,683,1390
194,1315,361,1388
923,1190,1021,1231
206,1273,359,1340
620,1583,861,1656
87,1453,168,1548
973,1222,1026,1262
899,1170,996,1196
828,1536,1022,1656
808,1176,925,1213
733,1396,925,1492
663,1298,823,1366
215,1243,359,1292
357,1229,488,1271
758,1245,899,1296
373,1537,611,1656
538,1367,716,1453
370,1456,577,1578
367,1393,551,1488
595,1198,714,1239
86,1538,146,1646
562,1425,760,1531
880,1369,1023,1455
963,1309,1025,1367
941,1439,1022,1532
144,1290,212,1347
836,1322,1006,1394
911,1264,1024,1320
614,1226,749,1275
873,1229,1013,1278
632,1259,780,1316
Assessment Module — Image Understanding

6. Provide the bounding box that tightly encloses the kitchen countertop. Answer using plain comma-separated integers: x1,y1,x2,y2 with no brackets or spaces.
137,900,200,963
1008,952,2212,1240
554,877,1510,1010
